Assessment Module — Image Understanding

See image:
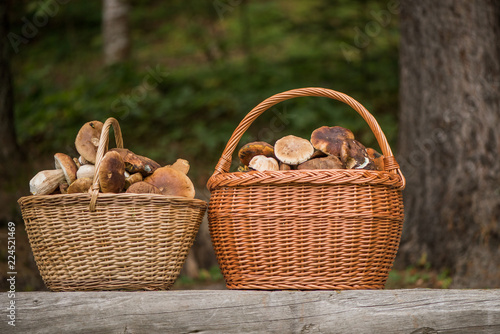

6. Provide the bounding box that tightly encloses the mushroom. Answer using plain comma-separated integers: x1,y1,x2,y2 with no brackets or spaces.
144,166,195,199
367,148,385,171
73,157,81,169
341,139,376,170
248,155,279,171
77,164,96,180
274,135,314,165
124,172,143,190
78,155,90,166
109,148,160,176
29,153,78,195
67,177,93,194
126,181,162,194
169,158,190,175
75,120,104,164
29,170,66,195
297,156,344,170
238,141,275,166
279,162,293,171
310,126,355,157
54,153,78,186
310,150,327,159
98,150,126,193
59,182,69,194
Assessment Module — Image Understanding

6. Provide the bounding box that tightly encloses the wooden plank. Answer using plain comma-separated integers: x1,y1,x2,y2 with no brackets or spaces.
2,289,500,333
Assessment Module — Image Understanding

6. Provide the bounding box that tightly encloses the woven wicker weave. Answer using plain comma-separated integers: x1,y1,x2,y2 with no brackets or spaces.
18,118,207,291
207,87,405,290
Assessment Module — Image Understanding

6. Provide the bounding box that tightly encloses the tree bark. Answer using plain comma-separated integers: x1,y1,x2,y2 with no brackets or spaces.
397,0,500,288
103,0,130,65
0,0,20,164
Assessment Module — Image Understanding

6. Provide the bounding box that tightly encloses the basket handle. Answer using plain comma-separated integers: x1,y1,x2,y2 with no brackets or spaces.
89,117,124,211
211,87,405,188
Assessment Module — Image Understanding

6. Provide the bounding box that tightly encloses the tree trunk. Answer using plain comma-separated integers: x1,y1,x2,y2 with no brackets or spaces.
0,0,20,164
103,0,130,65
397,0,500,288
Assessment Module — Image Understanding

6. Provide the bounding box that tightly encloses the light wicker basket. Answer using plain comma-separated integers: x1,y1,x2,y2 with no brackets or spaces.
207,87,406,290
18,117,207,291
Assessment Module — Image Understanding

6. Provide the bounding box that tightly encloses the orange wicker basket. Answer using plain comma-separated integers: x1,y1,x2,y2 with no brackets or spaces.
18,117,207,291
207,87,405,290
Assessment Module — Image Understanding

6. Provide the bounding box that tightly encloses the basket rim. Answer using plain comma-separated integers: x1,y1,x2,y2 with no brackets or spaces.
207,168,404,190
18,192,208,208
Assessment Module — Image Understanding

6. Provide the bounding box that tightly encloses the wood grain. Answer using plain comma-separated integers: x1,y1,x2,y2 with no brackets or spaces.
2,289,500,333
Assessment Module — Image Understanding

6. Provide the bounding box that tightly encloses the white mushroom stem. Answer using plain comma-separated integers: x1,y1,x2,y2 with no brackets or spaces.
77,164,95,180
29,170,65,195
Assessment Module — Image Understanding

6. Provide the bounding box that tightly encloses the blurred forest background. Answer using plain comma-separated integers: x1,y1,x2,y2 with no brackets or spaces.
1,0,498,291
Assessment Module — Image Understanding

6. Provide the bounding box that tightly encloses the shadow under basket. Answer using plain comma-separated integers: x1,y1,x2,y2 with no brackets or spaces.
18,117,207,291
207,87,405,290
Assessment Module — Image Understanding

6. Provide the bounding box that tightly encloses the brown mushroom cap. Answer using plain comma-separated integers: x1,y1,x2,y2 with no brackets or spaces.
274,135,314,165
248,155,279,171
310,126,355,156
109,148,160,176
98,150,126,193
366,148,384,171
126,181,162,194
297,155,344,170
67,177,93,194
169,158,190,175
75,121,103,164
310,150,327,159
54,153,78,185
144,166,195,199
238,141,275,166
342,139,376,170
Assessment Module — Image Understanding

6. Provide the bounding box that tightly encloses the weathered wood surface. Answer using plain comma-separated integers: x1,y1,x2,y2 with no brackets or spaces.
2,289,500,333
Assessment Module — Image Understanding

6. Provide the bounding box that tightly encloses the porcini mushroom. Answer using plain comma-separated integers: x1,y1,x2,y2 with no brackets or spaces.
297,155,344,170
169,158,190,175
109,148,160,176
279,162,293,170
274,135,314,165
126,181,162,194
98,150,126,193
310,126,355,157
124,172,143,190
75,120,103,164
238,141,275,166
367,148,384,171
29,170,66,195
248,155,279,171
67,177,93,194
77,164,95,180
144,166,195,199
342,139,376,170
54,153,78,186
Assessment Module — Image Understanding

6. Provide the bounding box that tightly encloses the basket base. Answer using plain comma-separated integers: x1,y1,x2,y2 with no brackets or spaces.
222,274,388,290
45,278,176,292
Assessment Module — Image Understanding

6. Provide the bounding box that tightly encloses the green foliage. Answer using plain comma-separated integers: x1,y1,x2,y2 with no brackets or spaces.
12,0,400,188
386,253,454,289
173,265,224,289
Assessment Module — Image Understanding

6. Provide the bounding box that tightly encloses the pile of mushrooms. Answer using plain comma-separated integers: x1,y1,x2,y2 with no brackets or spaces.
237,126,385,172
29,120,195,199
